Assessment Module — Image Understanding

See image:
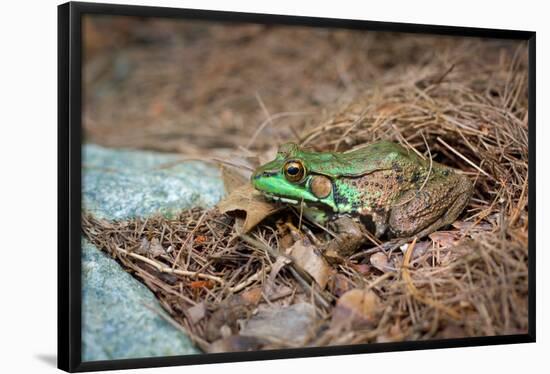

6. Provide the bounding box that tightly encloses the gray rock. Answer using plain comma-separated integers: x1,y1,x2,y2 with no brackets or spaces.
83,144,224,220
81,144,226,361
82,238,200,361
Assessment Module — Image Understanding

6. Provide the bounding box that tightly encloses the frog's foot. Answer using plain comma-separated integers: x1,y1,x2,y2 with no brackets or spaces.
358,211,389,238
323,216,367,257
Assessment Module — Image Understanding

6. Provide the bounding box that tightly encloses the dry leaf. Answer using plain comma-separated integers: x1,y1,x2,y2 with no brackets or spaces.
135,237,150,255
278,233,295,250
288,239,331,289
266,285,294,303
241,286,263,305
350,263,371,275
205,295,255,341
370,252,391,272
399,240,431,259
328,273,355,297
220,165,249,195
217,184,280,233
239,303,317,346
429,231,460,248
265,256,292,297
331,289,381,329
187,302,206,324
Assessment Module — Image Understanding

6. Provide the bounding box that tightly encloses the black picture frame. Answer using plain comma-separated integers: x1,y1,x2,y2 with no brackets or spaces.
58,1,536,372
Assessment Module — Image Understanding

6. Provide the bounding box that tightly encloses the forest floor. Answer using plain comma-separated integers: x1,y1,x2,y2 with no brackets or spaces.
82,16,529,352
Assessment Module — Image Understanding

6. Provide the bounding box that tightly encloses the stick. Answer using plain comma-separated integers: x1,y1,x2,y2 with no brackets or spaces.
239,234,333,309
229,266,272,293
402,238,461,320
114,246,225,285
437,137,493,180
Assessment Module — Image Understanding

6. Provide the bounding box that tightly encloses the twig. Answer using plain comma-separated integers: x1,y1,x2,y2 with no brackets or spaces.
401,238,461,320
229,265,272,293
246,111,313,149
437,137,493,180
172,211,208,269
239,233,333,309
114,246,225,285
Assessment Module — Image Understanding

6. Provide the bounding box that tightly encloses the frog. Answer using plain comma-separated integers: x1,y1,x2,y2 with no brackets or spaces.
250,141,473,254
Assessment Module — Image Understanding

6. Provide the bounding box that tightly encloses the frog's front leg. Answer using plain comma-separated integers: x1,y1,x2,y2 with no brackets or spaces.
355,207,390,238
323,216,367,257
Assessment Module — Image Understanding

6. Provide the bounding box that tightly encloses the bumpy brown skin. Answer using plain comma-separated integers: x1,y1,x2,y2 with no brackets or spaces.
387,168,472,238
325,161,472,256
336,164,473,239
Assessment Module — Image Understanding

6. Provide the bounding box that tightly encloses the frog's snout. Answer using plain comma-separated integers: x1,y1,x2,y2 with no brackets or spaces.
250,170,266,190
250,171,260,190
250,169,262,187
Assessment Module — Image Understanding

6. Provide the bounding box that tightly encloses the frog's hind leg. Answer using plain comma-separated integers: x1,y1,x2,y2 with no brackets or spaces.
388,175,472,239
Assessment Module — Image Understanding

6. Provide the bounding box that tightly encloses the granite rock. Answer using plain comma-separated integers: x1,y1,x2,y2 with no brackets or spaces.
81,144,225,361
82,144,224,220
81,239,200,361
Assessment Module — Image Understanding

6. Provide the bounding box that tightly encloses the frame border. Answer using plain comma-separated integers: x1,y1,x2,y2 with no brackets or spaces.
58,1,536,372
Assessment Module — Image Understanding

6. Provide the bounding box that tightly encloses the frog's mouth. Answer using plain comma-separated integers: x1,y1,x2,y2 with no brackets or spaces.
260,192,301,205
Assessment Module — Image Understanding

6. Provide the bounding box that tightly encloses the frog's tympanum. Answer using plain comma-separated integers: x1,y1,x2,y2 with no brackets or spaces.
251,141,472,253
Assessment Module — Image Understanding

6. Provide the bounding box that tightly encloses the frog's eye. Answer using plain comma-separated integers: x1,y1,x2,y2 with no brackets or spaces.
283,160,305,182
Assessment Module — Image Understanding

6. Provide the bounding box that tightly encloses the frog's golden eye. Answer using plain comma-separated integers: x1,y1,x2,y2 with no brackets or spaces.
283,160,305,182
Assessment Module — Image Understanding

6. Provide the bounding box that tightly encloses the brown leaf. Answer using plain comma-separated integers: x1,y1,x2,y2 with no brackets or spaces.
429,231,460,248
239,303,317,346
266,285,294,303
328,273,355,297
240,286,263,305
399,240,431,259
217,184,280,233
187,302,206,324
288,239,331,289
265,256,292,297
135,237,150,255
205,295,255,341
278,233,295,250
331,289,381,329
370,252,391,272
220,165,249,195
350,263,371,275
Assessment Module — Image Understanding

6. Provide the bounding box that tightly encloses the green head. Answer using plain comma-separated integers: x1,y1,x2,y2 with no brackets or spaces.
251,143,339,211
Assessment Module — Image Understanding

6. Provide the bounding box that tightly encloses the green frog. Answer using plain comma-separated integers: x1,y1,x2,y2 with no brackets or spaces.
251,141,472,253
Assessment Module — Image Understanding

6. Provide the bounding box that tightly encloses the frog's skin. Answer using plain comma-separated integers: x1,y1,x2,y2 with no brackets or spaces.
251,141,472,241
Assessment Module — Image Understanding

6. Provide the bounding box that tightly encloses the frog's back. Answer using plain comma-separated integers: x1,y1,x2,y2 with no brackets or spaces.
316,141,427,177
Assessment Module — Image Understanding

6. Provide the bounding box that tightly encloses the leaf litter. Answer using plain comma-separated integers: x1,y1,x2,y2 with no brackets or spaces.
82,25,529,352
